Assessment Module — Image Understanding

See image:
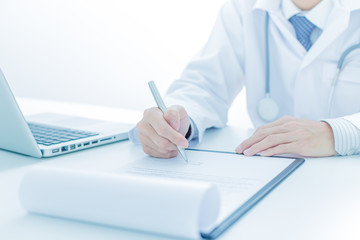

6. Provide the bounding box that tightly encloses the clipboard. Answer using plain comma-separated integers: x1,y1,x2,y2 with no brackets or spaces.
192,149,305,239
19,148,305,239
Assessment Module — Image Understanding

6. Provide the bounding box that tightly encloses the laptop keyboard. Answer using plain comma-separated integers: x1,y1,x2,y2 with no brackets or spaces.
28,123,99,146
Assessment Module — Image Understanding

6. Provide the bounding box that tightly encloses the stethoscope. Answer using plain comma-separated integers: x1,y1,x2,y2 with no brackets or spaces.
258,13,360,122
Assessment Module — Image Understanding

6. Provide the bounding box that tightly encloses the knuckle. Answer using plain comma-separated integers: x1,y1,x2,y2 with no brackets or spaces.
143,108,151,118
143,107,158,118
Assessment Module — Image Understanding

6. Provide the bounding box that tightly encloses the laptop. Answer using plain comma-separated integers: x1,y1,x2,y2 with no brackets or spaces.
0,69,132,158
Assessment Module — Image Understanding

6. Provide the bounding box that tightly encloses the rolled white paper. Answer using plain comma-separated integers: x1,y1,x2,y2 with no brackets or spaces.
19,166,220,239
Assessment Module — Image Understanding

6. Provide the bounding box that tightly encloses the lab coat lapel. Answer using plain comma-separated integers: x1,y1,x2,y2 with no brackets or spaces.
269,12,306,58
300,4,350,70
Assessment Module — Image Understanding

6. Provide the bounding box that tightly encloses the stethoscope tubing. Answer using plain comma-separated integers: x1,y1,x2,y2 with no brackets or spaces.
263,12,360,120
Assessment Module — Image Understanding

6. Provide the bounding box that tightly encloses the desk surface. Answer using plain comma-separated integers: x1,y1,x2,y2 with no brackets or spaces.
1,99,360,240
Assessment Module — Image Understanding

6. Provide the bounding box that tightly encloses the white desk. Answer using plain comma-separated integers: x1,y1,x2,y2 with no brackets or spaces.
1,99,360,240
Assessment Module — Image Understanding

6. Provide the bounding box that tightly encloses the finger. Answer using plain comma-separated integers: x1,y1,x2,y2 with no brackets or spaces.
243,132,294,156
138,125,178,158
150,117,188,148
164,106,180,131
137,120,177,152
174,105,191,136
236,125,290,153
137,120,172,152
142,144,178,159
175,105,189,121
142,107,188,148
138,131,178,156
139,124,178,152
258,142,298,157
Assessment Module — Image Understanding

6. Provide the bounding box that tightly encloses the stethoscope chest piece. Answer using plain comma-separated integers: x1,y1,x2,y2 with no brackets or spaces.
258,95,279,122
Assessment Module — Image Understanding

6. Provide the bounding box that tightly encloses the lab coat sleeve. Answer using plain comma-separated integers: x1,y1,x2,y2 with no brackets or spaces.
164,0,246,143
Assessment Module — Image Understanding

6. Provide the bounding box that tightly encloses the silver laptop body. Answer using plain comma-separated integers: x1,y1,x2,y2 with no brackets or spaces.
0,69,132,158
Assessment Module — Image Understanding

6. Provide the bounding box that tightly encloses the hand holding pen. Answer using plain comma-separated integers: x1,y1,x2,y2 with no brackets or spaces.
135,81,190,162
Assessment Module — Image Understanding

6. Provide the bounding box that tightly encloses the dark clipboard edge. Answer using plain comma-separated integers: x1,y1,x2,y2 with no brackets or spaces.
186,149,305,239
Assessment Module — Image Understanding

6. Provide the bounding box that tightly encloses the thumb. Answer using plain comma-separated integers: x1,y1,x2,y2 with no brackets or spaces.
164,107,180,131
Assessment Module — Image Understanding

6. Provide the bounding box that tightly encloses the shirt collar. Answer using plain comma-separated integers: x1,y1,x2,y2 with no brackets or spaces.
253,0,281,13
282,0,334,30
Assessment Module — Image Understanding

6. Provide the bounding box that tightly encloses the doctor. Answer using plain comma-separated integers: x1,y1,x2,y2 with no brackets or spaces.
130,0,360,158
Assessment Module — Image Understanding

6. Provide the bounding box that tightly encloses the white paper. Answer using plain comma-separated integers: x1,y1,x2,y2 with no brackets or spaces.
19,166,220,239
19,151,296,238
119,150,295,233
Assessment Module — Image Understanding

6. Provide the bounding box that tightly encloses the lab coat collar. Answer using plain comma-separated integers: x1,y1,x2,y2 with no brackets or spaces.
282,0,303,19
253,0,306,58
253,0,359,69
300,0,350,69
282,0,334,30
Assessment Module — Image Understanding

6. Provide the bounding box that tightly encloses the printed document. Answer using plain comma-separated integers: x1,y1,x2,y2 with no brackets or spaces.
120,149,296,233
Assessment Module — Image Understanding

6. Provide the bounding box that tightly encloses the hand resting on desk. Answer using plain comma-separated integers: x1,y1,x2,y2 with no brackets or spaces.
236,116,337,157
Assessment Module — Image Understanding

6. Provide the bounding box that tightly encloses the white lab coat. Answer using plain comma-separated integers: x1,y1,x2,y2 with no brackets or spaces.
164,0,360,142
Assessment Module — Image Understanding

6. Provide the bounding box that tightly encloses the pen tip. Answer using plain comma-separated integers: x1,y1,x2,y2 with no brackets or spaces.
179,149,188,164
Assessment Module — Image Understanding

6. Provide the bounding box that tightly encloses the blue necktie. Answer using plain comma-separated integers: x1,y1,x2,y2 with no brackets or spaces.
289,15,316,51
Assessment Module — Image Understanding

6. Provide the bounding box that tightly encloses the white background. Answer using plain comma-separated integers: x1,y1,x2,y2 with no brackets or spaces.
0,0,252,127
